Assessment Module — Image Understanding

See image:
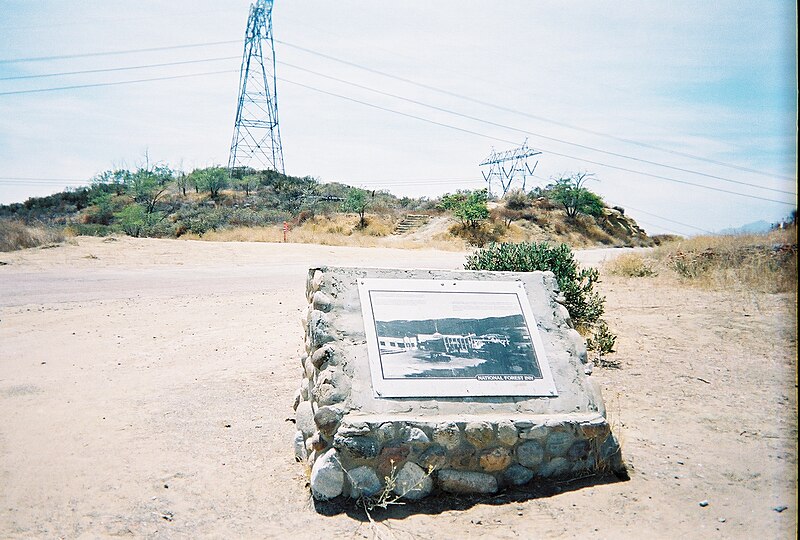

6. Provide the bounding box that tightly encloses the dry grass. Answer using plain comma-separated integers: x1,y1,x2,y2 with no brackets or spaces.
181,213,465,250
0,219,65,252
605,252,657,278
649,228,797,293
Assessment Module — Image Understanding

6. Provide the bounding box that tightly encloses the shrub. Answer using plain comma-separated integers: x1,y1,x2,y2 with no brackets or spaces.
439,189,489,229
464,242,606,328
503,189,530,211
586,320,619,367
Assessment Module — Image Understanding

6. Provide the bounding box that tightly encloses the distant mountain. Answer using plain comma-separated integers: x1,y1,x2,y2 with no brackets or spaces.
717,220,772,236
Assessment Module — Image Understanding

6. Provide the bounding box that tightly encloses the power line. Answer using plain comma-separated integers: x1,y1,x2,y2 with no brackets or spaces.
278,60,795,197
608,203,715,234
0,56,239,81
277,39,795,183
278,76,796,207
0,40,240,64
0,69,237,96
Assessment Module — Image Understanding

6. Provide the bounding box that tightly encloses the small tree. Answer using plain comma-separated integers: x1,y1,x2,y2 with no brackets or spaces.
234,174,260,197
342,188,370,228
129,165,173,215
439,189,489,229
114,204,148,237
546,172,604,219
191,167,229,198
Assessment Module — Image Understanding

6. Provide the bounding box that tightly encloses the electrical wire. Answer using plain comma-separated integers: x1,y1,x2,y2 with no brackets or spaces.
0,69,237,96
0,56,239,81
276,39,795,183
0,40,240,64
278,76,796,207
278,60,795,196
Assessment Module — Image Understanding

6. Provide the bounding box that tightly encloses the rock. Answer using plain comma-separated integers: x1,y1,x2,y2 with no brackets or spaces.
438,469,498,494
545,431,575,456
448,445,478,470
464,422,495,449
303,355,315,378
346,466,382,499
516,440,545,468
566,328,588,364
496,421,519,446
295,401,314,437
311,344,335,369
309,432,327,452
299,378,309,400
433,422,462,450
519,424,548,441
310,449,344,500
419,445,447,471
571,455,597,473
504,464,534,486
479,447,512,472
293,430,307,462
312,291,333,312
292,389,301,411
336,422,371,437
699,500,709,507
540,457,570,478
376,422,401,443
567,440,591,460
313,406,342,437
309,270,324,296
308,310,336,348
404,427,430,445
335,435,380,459
376,445,411,477
392,462,433,500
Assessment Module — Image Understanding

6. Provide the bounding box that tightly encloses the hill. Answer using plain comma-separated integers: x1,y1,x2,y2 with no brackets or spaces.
0,166,651,251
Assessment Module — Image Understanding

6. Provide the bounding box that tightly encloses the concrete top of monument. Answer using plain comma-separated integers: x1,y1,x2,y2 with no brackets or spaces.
304,266,606,419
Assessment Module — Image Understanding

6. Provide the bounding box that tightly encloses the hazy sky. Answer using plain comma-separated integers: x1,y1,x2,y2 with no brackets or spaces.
0,1,796,234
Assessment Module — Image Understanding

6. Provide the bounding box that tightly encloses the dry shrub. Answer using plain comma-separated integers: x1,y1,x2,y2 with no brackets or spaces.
651,228,797,293
651,234,682,246
448,221,504,247
572,216,615,245
605,252,657,277
0,219,65,252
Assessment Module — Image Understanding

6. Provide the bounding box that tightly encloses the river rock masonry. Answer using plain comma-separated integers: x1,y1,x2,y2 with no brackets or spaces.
293,266,624,501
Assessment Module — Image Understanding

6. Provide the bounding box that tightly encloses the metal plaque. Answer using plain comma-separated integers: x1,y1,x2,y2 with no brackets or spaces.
358,278,558,398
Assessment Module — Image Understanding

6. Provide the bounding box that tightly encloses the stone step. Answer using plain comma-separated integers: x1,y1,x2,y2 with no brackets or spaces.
393,214,430,235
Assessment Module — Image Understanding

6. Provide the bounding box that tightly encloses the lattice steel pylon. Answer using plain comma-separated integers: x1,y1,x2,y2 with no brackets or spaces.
228,0,285,174
479,139,541,196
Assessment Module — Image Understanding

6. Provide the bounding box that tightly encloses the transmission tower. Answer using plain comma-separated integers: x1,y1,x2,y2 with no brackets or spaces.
228,0,285,174
479,139,541,196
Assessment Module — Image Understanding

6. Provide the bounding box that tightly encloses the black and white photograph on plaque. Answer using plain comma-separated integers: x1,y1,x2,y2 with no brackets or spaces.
358,279,558,397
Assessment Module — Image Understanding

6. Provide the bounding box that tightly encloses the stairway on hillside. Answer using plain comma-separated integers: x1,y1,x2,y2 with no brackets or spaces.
393,214,430,235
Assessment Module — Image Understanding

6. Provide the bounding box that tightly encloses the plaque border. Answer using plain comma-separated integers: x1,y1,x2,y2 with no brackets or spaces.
358,278,559,398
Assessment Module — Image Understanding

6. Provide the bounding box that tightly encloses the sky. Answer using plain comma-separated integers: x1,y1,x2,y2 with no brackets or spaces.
0,0,797,235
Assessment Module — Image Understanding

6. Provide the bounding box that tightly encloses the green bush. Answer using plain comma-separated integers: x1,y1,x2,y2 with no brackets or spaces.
464,241,605,328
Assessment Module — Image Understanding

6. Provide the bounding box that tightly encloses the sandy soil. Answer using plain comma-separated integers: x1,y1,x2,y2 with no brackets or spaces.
0,237,796,539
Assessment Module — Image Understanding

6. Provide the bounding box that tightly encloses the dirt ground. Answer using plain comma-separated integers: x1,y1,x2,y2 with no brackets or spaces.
0,237,796,539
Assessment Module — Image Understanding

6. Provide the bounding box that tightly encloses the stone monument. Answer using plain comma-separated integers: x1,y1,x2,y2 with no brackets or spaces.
293,266,624,501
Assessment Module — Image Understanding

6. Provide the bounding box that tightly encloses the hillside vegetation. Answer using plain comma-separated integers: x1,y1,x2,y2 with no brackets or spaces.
0,165,651,251
605,226,797,294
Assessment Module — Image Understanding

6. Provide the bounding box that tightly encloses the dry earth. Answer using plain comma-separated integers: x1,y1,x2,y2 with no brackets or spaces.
0,237,796,539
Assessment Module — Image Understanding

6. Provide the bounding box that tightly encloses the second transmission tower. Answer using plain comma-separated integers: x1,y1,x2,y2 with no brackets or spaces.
228,0,285,174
